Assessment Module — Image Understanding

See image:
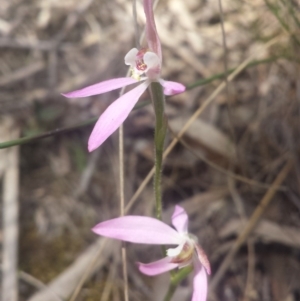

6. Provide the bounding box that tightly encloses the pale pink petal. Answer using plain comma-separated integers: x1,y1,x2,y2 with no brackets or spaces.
143,0,162,62
138,257,179,276
192,260,207,301
92,216,182,245
62,78,138,98
125,48,138,66
88,81,148,151
172,205,188,233
144,52,160,70
159,79,186,95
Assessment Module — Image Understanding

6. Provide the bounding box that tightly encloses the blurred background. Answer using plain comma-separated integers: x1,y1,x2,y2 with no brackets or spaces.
0,0,300,300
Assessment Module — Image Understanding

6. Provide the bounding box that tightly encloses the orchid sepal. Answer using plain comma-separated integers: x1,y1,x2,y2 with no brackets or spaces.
143,0,162,62
88,81,149,151
62,78,138,98
92,214,183,245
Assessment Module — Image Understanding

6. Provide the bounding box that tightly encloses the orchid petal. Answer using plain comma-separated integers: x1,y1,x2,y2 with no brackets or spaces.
138,257,179,276
88,81,148,151
125,48,138,66
144,52,160,70
62,78,138,98
92,215,182,245
172,205,189,233
191,261,207,301
143,0,162,62
159,79,186,96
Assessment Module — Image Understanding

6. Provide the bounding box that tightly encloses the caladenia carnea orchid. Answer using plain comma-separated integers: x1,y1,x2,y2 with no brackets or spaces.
92,206,210,301
62,0,185,152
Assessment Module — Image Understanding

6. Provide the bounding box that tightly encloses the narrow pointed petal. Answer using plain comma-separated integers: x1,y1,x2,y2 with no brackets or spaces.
192,261,207,301
159,79,186,95
92,216,182,245
88,81,148,151
138,257,179,276
143,0,162,61
172,205,189,233
62,78,138,98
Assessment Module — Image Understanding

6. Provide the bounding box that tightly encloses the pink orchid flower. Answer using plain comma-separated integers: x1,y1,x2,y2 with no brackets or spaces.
92,205,210,301
62,0,185,152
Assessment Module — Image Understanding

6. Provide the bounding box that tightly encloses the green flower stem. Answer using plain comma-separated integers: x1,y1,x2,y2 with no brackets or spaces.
149,82,167,220
163,266,193,301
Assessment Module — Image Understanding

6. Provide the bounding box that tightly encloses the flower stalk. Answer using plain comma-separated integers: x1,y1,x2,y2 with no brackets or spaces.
149,81,167,220
163,266,193,301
